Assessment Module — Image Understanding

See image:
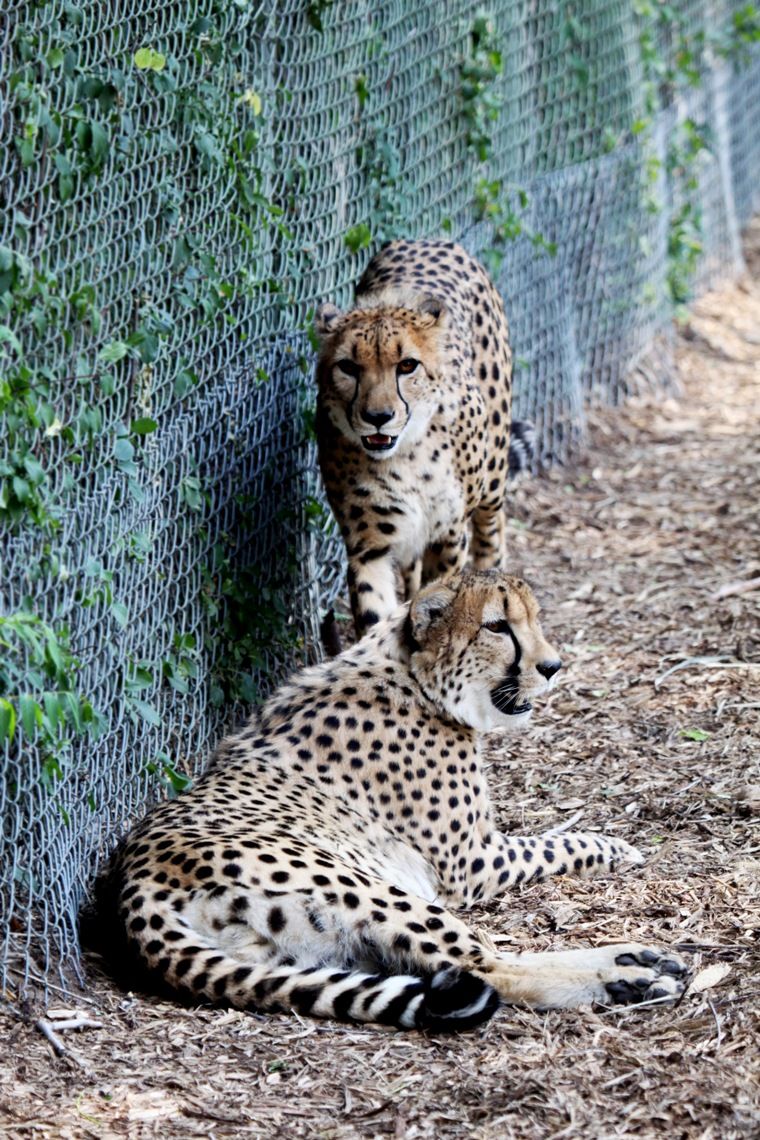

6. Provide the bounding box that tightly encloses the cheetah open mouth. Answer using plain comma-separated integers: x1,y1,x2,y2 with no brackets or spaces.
490,682,532,716
362,433,396,452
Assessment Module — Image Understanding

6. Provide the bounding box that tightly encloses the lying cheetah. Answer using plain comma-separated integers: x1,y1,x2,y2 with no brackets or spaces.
87,570,687,1030
316,238,534,636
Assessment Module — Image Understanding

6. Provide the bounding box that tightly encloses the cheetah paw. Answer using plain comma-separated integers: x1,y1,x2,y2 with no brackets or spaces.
603,947,689,1006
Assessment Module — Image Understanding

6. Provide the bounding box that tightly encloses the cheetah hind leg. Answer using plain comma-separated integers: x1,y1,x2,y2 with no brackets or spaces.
470,503,506,570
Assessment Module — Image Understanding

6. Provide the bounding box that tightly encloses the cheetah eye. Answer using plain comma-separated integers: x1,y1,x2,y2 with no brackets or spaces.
397,358,419,375
483,620,511,635
336,359,360,378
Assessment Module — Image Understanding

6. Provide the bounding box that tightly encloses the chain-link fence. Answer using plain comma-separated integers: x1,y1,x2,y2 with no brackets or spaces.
2,0,759,998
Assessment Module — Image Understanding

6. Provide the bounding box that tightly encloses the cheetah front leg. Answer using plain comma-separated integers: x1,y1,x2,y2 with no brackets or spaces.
422,526,469,584
347,550,399,635
470,502,507,569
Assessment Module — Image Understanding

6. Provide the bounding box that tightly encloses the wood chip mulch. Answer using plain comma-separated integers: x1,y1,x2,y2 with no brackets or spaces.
2,220,758,1138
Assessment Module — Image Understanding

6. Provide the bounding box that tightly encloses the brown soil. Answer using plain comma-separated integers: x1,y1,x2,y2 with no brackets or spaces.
1,221,758,1139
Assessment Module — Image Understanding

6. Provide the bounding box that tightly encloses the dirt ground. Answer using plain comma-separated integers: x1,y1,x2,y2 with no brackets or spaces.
2,222,759,1139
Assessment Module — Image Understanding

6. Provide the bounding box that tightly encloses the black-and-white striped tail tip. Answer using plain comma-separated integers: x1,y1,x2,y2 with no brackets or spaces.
412,967,500,1032
508,419,536,477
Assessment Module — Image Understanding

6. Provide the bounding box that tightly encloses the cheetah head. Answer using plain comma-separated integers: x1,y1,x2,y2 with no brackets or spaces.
405,570,562,733
315,297,448,459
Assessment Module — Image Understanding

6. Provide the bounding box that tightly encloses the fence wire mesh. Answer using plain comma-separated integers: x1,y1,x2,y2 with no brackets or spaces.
1,0,759,997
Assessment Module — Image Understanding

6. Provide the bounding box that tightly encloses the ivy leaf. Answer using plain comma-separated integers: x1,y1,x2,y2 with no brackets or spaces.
134,47,166,72
130,417,158,435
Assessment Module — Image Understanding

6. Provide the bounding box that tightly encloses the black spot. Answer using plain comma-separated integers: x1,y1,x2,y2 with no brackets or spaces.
268,906,287,933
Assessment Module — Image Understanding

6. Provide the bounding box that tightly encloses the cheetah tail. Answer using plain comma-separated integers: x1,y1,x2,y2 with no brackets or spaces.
508,419,536,478
200,959,500,1031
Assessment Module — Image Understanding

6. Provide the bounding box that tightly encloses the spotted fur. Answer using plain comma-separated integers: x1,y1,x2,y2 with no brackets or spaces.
87,571,687,1029
316,238,532,637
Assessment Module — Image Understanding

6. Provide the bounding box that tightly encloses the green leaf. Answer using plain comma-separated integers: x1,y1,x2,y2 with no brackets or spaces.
344,223,372,253
0,698,16,744
355,73,369,109
128,698,162,727
130,417,158,435
20,694,42,739
680,728,710,742
43,692,63,731
88,120,110,166
134,47,166,72
161,762,192,796
111,601,129,628
113,437,135,463
0,326,24,355
23,455,45,485
99,341,129,363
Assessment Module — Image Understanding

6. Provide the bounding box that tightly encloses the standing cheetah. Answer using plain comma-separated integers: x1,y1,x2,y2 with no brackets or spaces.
316,238,534,636
87,570,687,1030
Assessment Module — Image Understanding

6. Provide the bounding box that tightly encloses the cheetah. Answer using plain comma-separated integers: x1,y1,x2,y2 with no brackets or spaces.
86,569,688,1031
316,238,534,636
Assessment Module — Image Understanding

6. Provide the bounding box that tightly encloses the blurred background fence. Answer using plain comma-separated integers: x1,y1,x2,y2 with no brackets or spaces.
1,0,759,997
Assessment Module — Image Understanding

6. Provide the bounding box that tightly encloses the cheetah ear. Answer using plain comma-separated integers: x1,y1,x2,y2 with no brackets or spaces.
409,580,456,639
314,302,344,338
416,294,448,327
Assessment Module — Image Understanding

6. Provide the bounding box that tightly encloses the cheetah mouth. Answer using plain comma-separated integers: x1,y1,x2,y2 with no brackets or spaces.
361,433,397,452
490,683,532,716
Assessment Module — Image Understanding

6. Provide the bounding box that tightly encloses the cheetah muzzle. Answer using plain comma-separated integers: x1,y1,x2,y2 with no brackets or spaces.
490,677,532,717
85,569,689,1031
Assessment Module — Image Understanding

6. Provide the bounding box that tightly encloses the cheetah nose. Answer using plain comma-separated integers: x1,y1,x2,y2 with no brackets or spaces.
537,659,562,680
363,408,394,428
